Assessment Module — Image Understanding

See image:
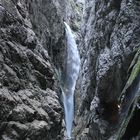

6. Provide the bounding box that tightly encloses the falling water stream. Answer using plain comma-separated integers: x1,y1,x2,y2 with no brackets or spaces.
62,22,80,139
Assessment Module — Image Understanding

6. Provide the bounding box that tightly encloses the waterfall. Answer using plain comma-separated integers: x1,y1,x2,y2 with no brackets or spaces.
62,22,80,139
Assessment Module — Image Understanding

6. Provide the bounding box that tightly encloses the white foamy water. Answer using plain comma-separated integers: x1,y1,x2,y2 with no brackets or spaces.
63,22,80,139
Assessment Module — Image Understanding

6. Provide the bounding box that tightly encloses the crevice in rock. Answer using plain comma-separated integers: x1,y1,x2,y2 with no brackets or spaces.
122,107,140,140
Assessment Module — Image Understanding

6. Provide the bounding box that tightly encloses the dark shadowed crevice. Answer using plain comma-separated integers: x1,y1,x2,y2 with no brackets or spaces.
122,107,140,140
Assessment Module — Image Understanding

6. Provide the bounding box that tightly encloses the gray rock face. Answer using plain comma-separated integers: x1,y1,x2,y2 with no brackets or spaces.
0,0,64,139
74,0,140,139
0,88,62,140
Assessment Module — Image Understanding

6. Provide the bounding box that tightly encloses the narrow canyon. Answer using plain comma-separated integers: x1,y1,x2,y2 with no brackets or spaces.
0,0,140,140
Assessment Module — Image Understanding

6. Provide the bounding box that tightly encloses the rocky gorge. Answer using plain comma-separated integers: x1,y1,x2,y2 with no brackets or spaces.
0,0,140,140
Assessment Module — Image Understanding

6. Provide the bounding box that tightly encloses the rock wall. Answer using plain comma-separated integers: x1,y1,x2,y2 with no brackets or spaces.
74,0,140,139
0,0,66,139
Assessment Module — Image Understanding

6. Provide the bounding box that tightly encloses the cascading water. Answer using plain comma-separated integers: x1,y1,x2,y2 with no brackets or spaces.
62,22,80,139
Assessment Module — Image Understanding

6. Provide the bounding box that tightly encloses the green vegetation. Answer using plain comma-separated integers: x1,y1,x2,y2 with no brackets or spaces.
117,48,140,140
